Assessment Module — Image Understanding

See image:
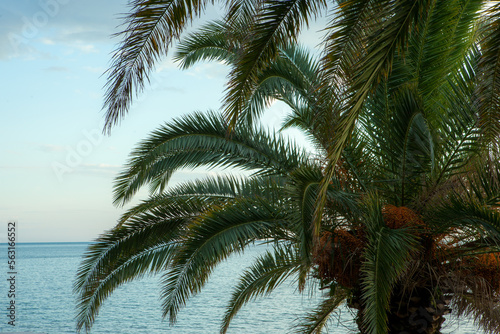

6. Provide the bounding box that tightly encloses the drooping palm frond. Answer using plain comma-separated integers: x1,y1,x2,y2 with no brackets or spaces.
76,242,178,333
460,155,500,207
406,0,482,100
76,154,292,332
429,49,482,180
292,287,349,334
222,0,328,128
223,0,259,24
112,110,309,206
174,20,335,145
74,197,203,332
322,0,371,74
76,241,177,333
361,228,417,333
241,43,328,128
477,2,500,145
117,174,284,225
172,20,241,69
427,195,500,240
360,193,418,334
160,197,286,323
450,274,500,334
221,244,304,333
288,165,323,289
103,0,220,133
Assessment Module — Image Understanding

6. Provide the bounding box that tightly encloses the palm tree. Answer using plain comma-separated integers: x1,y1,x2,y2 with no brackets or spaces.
77,18,500,333
102,2,500,157
101,0,500,252
101,0,329,132
76,29,349,332
173,19,500,334
74,109,327,333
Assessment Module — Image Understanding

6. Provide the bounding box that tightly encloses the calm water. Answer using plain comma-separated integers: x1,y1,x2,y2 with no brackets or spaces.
0,242,482,333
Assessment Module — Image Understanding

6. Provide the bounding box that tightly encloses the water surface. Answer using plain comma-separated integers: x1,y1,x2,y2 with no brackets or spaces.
0,242,481,333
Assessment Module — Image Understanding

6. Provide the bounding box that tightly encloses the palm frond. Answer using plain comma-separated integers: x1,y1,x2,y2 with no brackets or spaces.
360,193,418,334
362,82,433,205
103,0,214,133
112,110,308,206
243,44,328,128
321,0,374,84
223,0,327,128
427,195,500,240
461,155,500,207
450,274,500,334
173,20,240,69
477,2,500,145
74,199,199,332
316,0,427,233
430,49,482,183
221,244,303,333
288,165,323,290
76,242,177,333
159,197,285,323
118,174,284,225
408,0,482,99
292,288,349,334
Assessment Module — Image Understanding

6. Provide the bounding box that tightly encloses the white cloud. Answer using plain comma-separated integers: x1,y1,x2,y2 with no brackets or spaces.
41,38,55,45
44,66,69,72
84,66,104,73
74,43,97,53
157,58,179,72
80,163,121,171
38,144,65,152
185,62,228,80
0,0,127,60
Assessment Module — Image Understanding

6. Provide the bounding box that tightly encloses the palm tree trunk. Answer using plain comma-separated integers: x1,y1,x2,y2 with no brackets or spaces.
387,302,447,333
389,286,451,334
351,287,451,334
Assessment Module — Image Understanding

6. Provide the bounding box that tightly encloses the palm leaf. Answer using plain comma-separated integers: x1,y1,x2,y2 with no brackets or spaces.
159,197,285,323
173,20,240,69
112,110,308,206
221,244,303,333
103,0,217,133
288,165,323,290
316,0,427,234
76,242,177,333
451,274,500,334
118,174,284,225
223,0,327,128
476,2,500,145
360,193,418,334
74,198,202,332
292,288,349,334
427,195,500,241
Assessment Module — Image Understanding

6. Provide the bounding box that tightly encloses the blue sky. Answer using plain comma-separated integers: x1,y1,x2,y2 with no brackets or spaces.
0,0,325,242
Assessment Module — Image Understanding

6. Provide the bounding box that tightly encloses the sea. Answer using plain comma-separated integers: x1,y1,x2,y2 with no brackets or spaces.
0,242,483,334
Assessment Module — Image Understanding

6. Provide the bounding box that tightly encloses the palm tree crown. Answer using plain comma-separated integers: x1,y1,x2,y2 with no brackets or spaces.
77,8,500,332
100,1,500,242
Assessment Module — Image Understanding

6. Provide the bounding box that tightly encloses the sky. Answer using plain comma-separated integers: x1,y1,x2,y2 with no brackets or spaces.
0,0,326,242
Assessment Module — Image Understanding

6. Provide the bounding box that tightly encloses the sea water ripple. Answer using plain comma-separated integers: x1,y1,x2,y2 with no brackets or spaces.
0,243,481,333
